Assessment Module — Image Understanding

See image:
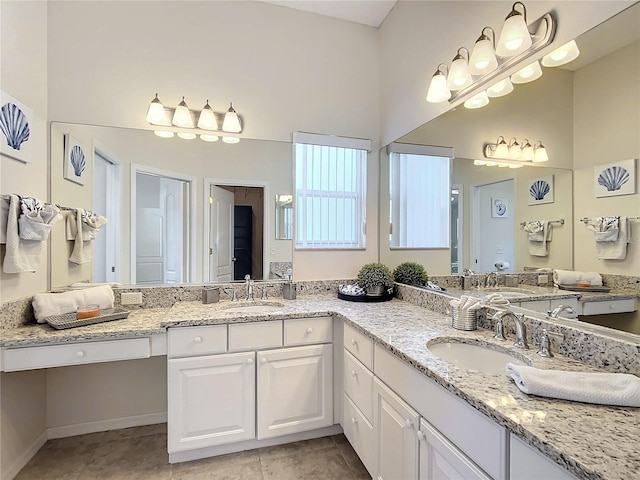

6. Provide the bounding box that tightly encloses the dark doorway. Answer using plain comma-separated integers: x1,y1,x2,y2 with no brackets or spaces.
233,205,253,280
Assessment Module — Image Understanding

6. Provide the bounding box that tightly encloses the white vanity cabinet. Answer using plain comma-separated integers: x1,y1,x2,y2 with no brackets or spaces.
510,434,578,480
515,297,579,318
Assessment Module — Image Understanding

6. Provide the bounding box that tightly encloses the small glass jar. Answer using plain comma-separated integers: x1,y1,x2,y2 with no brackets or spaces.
77,304,100,319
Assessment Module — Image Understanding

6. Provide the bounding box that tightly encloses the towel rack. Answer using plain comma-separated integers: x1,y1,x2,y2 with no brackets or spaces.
519,219,565,227
580,216,640,223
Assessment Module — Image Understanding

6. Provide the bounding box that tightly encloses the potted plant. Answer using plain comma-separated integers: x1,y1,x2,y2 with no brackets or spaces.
357,262,394,296
393,262,428,287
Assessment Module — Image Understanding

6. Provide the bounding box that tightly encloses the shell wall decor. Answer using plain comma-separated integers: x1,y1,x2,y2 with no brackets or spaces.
594,159,636,198
0,90,33,163
529,180,550,200
70,145,86,177
63,134,88,185
597,166,629,192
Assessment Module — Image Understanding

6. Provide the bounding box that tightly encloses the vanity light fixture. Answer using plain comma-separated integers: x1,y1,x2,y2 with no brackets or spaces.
154,130,174,138
197,100,218,130
520,139,534,160
496,2,532,57
177,132,196,140
426,64,451,103
541,39,580,67
469,27,498,75
223,136,240,144
222,103,242,133
486,77,514,98
507,137,521,159
172,97,194,128
463,90,490,109
532,141,549,162
511,60,543,84
447,48,473,90
484,136,548,163
200,134,219,142
146,94,170,125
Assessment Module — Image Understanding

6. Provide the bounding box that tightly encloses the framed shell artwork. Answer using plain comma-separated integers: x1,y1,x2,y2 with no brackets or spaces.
0,90,33,163
594,159,636,198
491,197,508,218
527,175,554,205
63,134,88,185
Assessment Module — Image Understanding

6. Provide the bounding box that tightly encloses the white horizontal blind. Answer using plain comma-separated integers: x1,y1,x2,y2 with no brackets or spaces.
295,138,367,249
390,153,450,248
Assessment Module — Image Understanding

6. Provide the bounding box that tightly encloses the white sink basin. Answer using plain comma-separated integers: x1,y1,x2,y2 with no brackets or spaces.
221,302,284,314
478,288,537,299
428,339,530,375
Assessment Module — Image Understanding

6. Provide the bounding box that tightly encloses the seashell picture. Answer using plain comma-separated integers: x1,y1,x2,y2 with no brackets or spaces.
63,134,88,185
491,197,508,218
594,159,636,197
527,175,554,205
0,90,33,164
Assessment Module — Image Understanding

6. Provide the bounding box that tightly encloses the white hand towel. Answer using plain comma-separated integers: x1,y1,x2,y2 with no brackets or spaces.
553,269,603,287
32,285,115,323
18,205,62,241
2,194,43,273
523,221,544,241
526,221,552,257
506,363,640,407
82,214,107,240
68,208,91,264
0,195,9,244
596,217,629,260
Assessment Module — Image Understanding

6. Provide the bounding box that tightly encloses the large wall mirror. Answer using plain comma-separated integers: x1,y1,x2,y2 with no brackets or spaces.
50,123,293,288
380,3,639,277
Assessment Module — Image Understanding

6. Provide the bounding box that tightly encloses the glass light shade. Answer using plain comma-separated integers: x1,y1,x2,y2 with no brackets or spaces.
222,136,240,144
463,90,489,109
474,159,487,166
447,55,472,90
146,94,168,125
533,143,549,162
172,97,194,127
200,134,219,142
222,104,242,133
469,38,498,75
507,139,521,159
498,163,510,168
426,71,451,103
197,101,218,130
520,140,534,160
177,132,196,140
511,61,543,84
496,8,532,57
485,161,498,167
495,137,509,158
509,163,524,168
153,130,174,138
487,77,514,98
542,39,580,67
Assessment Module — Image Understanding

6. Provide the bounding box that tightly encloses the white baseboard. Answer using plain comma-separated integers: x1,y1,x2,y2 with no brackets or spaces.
47,412,167,439
2,430,47,480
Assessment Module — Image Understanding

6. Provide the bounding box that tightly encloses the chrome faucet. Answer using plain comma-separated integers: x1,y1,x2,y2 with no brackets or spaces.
536,328,565,357
485,271,499,288
244,274,254,301
223,286,238,301
491,310,529,349
547,304,577,319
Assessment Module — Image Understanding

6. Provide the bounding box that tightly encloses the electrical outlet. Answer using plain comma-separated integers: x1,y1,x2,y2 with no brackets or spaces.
121,292,143,305
537,274,549,285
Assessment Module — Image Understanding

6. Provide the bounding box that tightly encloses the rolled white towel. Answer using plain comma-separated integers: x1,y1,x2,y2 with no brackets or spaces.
32,285,115,323
506,363,640,407
552,269,603,287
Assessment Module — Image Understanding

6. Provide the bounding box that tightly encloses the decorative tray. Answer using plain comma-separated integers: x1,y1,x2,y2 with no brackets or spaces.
45,308,130,330
557,284,611,292
338,290,395,303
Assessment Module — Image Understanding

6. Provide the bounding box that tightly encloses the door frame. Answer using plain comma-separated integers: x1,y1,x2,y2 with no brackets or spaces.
203,178,270,282
131,164,197,284
451,183,463,274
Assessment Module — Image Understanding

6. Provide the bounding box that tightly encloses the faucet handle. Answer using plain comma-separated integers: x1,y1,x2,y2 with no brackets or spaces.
537,329,564,357
512,313,529,350
261,285,275,300
223,287,237,301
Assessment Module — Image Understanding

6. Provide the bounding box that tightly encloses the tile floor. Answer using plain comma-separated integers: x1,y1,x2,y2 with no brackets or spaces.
16,424,371,480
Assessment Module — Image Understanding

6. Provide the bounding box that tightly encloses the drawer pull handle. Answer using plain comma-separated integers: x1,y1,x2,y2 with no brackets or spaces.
351,417,358,424
306,327,313,334
405,419,413,429
247,358,254,364
351,370,358,378
417,431,425,441
194,336,203,343
610,305,616,309
261,358,267,364
351,339,357,346
76,351,85,358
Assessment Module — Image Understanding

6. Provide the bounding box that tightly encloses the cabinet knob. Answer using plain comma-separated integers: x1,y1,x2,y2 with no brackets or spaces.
261,357,267,364
351,370,358,378
417,431,425,441
306,327,313,334
76,351,85,358
351,417,358,424
404,419,413,429
247,358,254,364
351,339,357,346
610,305,616,310
194,336,203,343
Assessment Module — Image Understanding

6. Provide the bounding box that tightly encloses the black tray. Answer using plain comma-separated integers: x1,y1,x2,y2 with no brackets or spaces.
557,284,611,292
338,290,395,302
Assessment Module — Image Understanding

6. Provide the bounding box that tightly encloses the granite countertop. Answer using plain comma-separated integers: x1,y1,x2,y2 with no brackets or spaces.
445,284,639,303
1,295,638,480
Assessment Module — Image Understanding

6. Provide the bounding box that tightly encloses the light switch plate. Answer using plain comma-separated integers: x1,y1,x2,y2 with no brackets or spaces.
121,292,143,305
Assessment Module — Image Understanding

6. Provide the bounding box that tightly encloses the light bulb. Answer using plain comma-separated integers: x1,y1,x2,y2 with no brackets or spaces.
512,61,543,84
177,132,196,140
154,130,174,138
487,77,514,98
426,67,451,103
496,2,532,57
542,39,580,67
146,94,169,125
223,136,240,144
222,103,242,133
197,100,218,130
463,91,489,109
200,134,219,142
172,97,194,128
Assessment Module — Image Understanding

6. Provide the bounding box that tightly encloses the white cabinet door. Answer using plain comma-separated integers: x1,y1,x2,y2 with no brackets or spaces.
419,418,490,480
257,344,333,439
168,351,255,453
510,434,578,480
373,377,419,480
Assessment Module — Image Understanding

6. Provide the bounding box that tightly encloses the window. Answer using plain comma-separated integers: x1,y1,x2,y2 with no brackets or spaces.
389,144,452,249
294,133,370,249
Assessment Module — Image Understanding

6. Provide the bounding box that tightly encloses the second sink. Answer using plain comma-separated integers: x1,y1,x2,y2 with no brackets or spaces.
221,302,284,314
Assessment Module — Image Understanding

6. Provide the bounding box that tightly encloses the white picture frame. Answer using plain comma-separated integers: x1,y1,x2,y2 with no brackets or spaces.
594,159,636,198
63,134,88,185
491,197,508,218
0,90,33,163
527,175,554,205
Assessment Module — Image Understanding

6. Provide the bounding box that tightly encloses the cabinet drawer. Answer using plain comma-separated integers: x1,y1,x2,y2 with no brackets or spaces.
284,317,332,346
229,321,282,351
581,298,637,316
343,394,374,477
344,322,373,370
344,350,373,422
3,338,150,372
168,325,227,358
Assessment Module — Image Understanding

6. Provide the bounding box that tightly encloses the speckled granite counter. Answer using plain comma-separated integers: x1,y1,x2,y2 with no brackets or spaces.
2,295,639,480
444,284,639,303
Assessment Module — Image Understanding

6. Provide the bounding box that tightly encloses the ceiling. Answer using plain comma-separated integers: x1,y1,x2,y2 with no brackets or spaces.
258,0,398,27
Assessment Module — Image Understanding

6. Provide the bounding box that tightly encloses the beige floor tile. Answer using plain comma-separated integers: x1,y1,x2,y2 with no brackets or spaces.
336,442,372,479
260,446,355,480
15,438,99,480
172,457,264,480
258,436,336,461
331,433,348,444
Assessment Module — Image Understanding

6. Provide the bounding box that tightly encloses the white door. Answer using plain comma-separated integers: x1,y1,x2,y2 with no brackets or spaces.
257,344,333,439
473,180,515,273
419,418,491,480
162,179,186,283
373,377,420,480
209,185,235,282
93,151,120,283
167,351,256,453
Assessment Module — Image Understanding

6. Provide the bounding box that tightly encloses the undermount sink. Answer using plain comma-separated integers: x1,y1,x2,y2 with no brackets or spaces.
427,339,530,375
221,302,284,314
477,288,537,299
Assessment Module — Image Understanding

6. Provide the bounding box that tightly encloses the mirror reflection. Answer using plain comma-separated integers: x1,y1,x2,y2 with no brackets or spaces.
275,194,293,240
50,123,293,288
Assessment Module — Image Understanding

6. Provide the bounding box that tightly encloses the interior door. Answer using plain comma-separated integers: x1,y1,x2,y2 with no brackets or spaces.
136,207,164,284
93,152,120,283
209,185,235,282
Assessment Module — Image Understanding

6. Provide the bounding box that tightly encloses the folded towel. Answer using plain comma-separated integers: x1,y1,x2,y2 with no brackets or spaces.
553,269,603,287
32,285,115,323
0,195,9,244
596,217,630,260
18,204,61,241
2,194,43,273
524,221,552,256
19,195,45,215
339,284,365,296
506,363,640,407
523,221,544,241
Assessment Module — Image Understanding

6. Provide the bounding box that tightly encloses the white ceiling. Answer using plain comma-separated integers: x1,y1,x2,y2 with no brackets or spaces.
258,0,398,28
